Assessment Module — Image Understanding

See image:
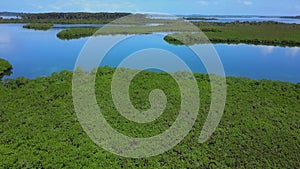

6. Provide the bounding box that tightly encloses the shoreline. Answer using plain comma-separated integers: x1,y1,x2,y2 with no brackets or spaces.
1,60,299,84
0,58,12,79
54,22,300,47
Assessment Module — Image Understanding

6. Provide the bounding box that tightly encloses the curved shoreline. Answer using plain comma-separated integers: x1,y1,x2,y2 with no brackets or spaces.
55,22,300,47
0,58,12,79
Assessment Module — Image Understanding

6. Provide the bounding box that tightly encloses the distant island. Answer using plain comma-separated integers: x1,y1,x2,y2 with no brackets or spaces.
183,17,217,21
280,16,300,19
0,12,23,16
0,12,131,24
178,14,300,19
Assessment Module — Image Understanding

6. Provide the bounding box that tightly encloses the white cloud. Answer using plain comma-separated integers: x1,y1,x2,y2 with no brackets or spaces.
196,1,209,6
30,0,138,12
196,0,219,6
238,0,253,6
260,46,275,55
80,1,137,12
286,47,300,57
243,1,253,6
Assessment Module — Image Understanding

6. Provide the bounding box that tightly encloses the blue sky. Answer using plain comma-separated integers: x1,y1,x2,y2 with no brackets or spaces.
0,0,299,15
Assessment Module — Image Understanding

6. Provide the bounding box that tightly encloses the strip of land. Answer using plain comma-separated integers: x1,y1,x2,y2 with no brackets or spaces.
0,12,131,24
23,23,53,30
0,13,173,25
165,22,300,46
280,15,300,19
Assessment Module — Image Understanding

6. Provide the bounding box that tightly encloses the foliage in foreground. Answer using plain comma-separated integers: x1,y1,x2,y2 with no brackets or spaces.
0,66,299,168
23,23,53,31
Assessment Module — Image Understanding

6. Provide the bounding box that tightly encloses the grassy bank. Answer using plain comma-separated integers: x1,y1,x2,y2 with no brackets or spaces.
23,23,53,30
0,66,299,168
165,22,300,46
57,27,99,39
0,58,12,79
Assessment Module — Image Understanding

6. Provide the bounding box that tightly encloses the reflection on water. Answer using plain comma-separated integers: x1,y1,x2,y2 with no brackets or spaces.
286,47,300,57
259,45,300,57
260,46,275,55
0,24,299,83
215,44,300,82
0,69,12,80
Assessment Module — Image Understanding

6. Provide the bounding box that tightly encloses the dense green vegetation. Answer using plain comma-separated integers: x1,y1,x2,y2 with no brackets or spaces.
0,58,12,79
20,12,130,20
165,21,300,46
0,66,299,168
57,27,99,39
0,12,131,24
0,18,114,24
0,13,173,25
23,23,53,30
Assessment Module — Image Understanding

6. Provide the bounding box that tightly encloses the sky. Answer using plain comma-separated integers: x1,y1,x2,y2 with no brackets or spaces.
0,0,299,16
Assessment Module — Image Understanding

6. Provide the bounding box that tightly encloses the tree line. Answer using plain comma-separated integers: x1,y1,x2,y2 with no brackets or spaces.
20,12,131,20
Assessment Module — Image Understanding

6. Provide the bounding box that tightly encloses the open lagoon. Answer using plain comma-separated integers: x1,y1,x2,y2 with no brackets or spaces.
0,23,299,83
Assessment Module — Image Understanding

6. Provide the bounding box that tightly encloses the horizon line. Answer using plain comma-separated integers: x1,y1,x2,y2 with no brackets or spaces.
0,11,299,17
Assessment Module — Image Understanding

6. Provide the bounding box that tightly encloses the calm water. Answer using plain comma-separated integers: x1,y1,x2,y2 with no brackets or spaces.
0,24,300,83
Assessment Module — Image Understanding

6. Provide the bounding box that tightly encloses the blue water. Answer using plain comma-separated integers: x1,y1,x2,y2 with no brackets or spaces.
0,24,300,83
0,24,86,79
